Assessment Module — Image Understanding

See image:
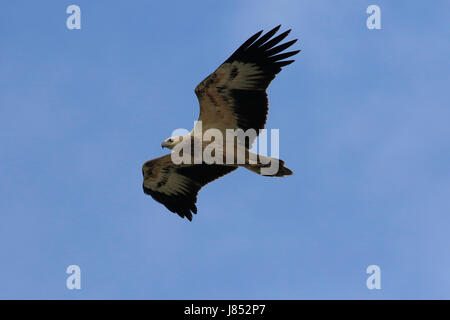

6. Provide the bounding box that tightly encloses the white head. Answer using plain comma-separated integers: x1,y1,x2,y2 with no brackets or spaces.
161,136,183,150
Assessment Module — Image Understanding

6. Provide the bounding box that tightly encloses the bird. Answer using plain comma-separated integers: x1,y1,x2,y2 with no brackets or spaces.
142,25,300,221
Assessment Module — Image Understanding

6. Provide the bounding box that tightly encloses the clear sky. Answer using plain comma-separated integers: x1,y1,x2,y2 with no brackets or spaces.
1,1,449,299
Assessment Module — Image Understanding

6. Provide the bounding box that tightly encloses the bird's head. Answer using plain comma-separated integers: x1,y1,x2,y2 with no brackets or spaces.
161,136,183,150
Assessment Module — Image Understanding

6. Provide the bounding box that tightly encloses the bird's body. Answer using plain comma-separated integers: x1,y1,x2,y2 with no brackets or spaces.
142,25,300,221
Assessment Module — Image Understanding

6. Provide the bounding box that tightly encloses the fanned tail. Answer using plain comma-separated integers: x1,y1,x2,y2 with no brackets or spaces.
243,158,293,177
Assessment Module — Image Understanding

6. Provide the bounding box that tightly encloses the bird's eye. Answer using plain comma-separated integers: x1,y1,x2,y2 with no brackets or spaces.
168,139,173,142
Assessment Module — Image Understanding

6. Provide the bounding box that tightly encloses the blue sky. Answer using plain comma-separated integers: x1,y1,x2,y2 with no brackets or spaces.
1,0,449,299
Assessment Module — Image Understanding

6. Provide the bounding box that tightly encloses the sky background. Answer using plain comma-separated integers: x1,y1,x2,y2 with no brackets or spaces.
1,0,449,299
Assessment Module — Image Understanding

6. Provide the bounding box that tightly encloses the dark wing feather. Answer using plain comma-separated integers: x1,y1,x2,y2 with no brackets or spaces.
142,155,237,221
195,25,300,147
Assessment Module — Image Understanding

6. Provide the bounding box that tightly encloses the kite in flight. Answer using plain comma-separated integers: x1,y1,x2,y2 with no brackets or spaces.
142,25,300,221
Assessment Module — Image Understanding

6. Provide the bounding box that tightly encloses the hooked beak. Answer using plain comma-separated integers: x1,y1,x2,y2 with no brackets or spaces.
161,141,169,149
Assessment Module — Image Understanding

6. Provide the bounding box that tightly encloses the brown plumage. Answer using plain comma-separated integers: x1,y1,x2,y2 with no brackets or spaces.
143,25,299,221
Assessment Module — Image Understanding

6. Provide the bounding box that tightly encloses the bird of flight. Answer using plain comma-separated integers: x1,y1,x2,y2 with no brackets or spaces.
142,25,300,221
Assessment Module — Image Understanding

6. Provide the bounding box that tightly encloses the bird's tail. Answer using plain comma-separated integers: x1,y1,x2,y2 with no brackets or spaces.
243,155,293,177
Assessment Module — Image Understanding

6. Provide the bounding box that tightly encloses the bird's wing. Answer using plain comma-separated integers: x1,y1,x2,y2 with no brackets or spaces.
194,25,300,147
142,154,237,221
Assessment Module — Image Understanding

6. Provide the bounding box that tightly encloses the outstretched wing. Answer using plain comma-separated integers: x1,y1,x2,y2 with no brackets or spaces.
194,25,300,147
142,155,237,221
